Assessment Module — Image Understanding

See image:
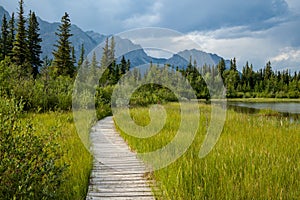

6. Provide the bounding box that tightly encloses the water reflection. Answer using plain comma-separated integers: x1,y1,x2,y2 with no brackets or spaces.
227,102,300,123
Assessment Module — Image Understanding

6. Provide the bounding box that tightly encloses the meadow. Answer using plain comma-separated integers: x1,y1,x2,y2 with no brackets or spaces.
29,112,92,199
0,97,92,199
116,102,300,199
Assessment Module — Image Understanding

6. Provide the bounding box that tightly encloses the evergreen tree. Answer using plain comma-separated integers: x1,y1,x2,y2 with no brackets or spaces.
230,57,237,71
0,14,9,60
71,46,76,66
27,11,42,78
109,36,115,63
88,52,98,85
264,61,272,81
7,13,15,57
120,55,127,74
217,58,226,80
12,0,29,71
126,59,131,72
100,37,109,68
78,43,85,66
52,12,74,77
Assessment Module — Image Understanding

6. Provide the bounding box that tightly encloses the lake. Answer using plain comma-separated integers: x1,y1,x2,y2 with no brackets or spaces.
228,102,300,114
227,101,300,122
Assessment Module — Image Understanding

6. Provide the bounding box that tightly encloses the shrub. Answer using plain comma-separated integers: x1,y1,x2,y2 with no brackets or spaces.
0,97,68,199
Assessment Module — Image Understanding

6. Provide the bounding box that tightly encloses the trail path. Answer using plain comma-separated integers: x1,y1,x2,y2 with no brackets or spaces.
86,116,155,200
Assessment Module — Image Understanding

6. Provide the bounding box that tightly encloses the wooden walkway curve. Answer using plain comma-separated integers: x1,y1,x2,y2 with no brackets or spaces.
86,116,156,200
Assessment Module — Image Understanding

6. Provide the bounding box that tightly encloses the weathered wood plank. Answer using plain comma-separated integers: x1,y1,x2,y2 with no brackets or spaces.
86,116,156,200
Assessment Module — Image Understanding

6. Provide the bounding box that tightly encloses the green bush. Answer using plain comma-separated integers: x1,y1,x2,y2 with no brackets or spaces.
0,97,68,199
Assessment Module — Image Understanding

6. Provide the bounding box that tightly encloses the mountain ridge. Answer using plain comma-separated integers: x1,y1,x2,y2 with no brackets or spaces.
0,6,230,69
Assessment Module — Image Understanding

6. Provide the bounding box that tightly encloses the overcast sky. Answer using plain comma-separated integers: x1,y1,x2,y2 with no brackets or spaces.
1,0,300,71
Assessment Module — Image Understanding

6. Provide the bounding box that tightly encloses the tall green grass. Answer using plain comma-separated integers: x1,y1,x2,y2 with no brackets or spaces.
27,112,92,199
117,103,300,199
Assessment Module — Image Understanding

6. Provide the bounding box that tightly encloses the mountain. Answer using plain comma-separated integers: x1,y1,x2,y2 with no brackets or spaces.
37,17,106,60
0,6,230,69
86,31,106,44
91,36,167,67
165,49,231,69
0,6,11,25
0,6,106,60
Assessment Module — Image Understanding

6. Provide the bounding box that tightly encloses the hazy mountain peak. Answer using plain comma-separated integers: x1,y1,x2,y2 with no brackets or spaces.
0,6,229,69
0,6,11,25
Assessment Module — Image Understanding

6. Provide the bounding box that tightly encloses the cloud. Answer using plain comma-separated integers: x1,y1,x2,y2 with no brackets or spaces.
2,0,292,33
270,47,300,71
156,0,290,32
1,0,299,72
123,1,162,28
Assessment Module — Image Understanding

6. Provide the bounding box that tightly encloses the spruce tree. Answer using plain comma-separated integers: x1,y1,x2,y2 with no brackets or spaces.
71,46,76,66
217,58,226,80
109,36,115,63
7,13,15,57
0,14,9,60
230,57,237,71
27,11,42,78
12,0,29,70
52,12,74,77
88,52,98,85
78,43,85,66
100,37,109,68
120,55,127,74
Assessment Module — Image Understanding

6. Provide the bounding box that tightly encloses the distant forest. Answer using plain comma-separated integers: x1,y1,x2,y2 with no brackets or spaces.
1,0,300,114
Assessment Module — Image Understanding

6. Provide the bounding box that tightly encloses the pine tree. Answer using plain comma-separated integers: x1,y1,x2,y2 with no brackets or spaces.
264,61,272,81
71,46,76,66
109,36,115,63
126,59,131,72
78,43,85,66
120,55,127,74
12,0,29,71
230,57,237,71
88,52,98,85
100,37,109,68
99,37,110,86
0,14,9,60
7,13,15,57
217,58,226,81
52,12,74,77
27,11,42,78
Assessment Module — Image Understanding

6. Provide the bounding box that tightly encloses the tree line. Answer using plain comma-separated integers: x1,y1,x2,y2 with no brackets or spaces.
0,0,90,111
1,0,299,113
179,57,300,99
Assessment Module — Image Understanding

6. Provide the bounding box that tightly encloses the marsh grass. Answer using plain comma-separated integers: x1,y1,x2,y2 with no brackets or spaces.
29,112,92,199
117,103,300,199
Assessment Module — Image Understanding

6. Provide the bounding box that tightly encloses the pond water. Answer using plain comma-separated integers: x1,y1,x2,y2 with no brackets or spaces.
227,102,300,114
227,101,300,123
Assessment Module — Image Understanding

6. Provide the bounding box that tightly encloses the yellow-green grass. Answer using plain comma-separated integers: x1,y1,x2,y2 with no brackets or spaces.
27,112,92,199
116,103,300,199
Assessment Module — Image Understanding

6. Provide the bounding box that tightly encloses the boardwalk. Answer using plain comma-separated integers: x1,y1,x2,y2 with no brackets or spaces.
86,116,155,200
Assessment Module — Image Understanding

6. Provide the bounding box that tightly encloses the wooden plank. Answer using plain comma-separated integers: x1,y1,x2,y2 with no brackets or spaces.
86,116,156,200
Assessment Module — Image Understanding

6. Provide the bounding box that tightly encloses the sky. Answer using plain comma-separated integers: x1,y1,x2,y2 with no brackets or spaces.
1,0,300,71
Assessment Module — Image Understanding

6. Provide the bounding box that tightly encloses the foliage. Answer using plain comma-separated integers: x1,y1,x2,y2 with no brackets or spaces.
30,112,93,199
0,97,68,199
0,57,74,111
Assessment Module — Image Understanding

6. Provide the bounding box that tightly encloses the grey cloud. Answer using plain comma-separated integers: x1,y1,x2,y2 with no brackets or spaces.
0,0,293,33
155,0,290,32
